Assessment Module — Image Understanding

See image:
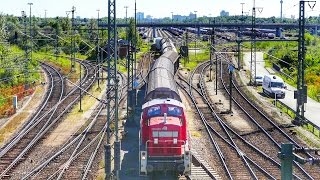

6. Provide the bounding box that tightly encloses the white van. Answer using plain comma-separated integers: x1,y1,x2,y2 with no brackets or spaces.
262,75,286,99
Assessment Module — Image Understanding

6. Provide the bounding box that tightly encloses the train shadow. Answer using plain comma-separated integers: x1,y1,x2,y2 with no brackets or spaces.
119,85,147,180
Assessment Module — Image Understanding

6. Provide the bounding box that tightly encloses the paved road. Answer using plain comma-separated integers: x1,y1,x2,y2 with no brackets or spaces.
243,52,320,127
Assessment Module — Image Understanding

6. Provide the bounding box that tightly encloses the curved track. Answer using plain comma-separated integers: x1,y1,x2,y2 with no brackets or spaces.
0,60,97,178
21,71,127,179
217,53,320,179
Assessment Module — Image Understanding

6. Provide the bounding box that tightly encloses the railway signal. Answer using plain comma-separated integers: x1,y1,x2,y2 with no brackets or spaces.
278,143,320,180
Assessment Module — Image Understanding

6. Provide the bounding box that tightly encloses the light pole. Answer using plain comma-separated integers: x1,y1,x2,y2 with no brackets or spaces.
97,9,101,90
45,9,47,23
22,11,28,86
28,3,33,63
241,2,245,23
124,6,128,24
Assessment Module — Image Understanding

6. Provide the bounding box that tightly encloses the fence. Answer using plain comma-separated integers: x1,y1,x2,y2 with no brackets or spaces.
275,100,320,138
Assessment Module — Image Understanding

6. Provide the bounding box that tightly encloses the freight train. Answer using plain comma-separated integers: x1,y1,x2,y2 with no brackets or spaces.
139,38,191,176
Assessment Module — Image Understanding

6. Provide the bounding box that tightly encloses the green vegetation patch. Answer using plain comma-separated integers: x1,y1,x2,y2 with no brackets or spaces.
244,34,320,102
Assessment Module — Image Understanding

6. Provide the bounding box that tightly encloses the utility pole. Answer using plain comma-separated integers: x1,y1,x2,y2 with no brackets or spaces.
125,5,134,124
22,11,28,87
105,0,120,179
55,18,59,65
71,6,76,72
280,0,283,20
229,65,234,112
212,19,218,95
237,27,242,70
294,0,316,125
250,0,256,85
28,3,33,65
250,1,263,85
101,29,104,79
209,20,213,82
133,0,137,107
70,6,82,113
45,9,47,23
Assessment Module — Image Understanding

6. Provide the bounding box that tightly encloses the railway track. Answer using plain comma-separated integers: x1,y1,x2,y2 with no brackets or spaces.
178,60,305,179
0,60,97,178
21,71,127,179
178,62,266,179
216,52,320,179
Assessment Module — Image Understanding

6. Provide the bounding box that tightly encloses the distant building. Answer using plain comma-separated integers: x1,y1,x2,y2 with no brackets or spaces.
137,12,144,21
220,10,229,17
189,12,197,19
172,14,188,21
146,15,152,20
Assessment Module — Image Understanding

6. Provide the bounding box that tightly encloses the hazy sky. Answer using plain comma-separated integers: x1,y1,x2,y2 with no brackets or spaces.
0,0,319,19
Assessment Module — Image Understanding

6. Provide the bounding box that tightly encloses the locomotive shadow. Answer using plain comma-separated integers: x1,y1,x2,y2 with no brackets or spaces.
120,86,147,179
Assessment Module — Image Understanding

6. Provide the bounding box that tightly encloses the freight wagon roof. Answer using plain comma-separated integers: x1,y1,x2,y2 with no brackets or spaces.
145,53,181,102
147,55,177,94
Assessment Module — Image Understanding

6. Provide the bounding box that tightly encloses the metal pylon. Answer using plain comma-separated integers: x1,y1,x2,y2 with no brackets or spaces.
105,0,120,179
294,0,313,124
127,40,134,122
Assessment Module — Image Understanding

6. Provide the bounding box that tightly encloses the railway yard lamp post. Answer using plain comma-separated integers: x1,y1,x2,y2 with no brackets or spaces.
241,2,245,25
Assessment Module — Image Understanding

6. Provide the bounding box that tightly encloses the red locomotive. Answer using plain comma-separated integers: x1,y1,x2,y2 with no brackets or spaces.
139,38,191,175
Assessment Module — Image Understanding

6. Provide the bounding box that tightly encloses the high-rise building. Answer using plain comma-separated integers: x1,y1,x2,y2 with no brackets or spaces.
189,12,196,19
173,15,188,21
137,12,144,21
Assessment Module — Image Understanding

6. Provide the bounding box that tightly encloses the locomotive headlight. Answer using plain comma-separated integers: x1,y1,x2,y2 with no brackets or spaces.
141,151,146,160
185,151,190,160
173,138,177,144
154,138,158,144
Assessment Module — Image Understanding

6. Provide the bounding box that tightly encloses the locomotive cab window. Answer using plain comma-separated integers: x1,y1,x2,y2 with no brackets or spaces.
147,106,161,117
167,106,182,116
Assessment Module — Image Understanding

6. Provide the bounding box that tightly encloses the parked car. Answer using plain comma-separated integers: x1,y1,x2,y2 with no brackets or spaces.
255,75,264,86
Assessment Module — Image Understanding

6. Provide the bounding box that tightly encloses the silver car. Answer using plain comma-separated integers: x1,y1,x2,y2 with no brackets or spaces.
255,75,264,86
